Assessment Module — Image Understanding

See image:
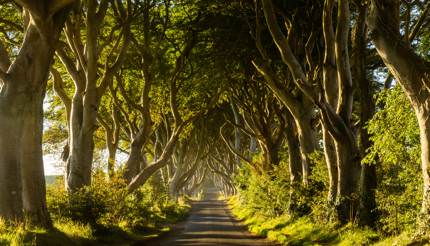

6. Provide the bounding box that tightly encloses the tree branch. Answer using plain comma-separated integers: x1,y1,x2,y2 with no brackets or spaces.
127,121,188,192
409,0,430,41
51,68,72,119
219,123,253,165
48,0,76,16
13,0,45,19
261,0,318,102
56,46,84,91
0,40,10,73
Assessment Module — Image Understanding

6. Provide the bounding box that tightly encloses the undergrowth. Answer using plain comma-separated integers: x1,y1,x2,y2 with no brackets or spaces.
230,196,430,245
231,149,429,245
0,170,190,246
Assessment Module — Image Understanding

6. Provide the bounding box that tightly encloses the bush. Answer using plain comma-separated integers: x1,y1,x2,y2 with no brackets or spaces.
46,169,189,233
231,86,426,245
47,170,128,227
234,151,328,219
365,86,422,235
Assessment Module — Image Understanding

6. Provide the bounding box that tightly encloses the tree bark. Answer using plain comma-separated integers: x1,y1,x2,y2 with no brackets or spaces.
127,123,186,193
335,141,361,223
231,102,242,165
61,0,131,192
124,141,143,181
352,4,378,227
284,111,303,214
261,0,362,224
322,0,339,208
294,110,316,185
252,63,316,184
368,0,430,232
98,106,120,178
67,89,98,191
417,109,430,231
323,127,338,206
0,97,23,222
0,2,72,226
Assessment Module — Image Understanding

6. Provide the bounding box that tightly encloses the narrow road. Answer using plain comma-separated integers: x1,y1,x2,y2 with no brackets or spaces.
144,190,276,246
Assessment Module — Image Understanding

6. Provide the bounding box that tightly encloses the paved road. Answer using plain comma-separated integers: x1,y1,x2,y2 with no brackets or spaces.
143,190,276,246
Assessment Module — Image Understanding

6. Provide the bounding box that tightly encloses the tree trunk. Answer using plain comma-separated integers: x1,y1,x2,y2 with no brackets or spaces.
261,0,362,224
335,141,361,223
101,111,119,178
417,108,430,231
62,0,131,192
0,99,23,222
352,4,378,227
169,169,181,200
321,0,339,209
67,130,96,191
127,125,185,193
107,141,117,177
231,103,242,164
285,126,302,184
0,4,70,224
67,90,98,191
260,141,279,171
295,112,316,185
249,136,258,154
21,83,51,228
368,0,430,232
284,113,303,214
124,140,144,182
323,127,338,206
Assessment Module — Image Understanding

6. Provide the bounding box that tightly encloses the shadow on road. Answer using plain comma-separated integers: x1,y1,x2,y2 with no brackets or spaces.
137,189,277,246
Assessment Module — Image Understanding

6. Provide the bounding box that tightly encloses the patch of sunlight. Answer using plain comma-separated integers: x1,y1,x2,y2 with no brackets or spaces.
54,219,93,240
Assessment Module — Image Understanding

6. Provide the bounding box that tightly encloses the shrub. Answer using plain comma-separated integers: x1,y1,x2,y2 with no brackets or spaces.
365,86,422,235
46,169,189,232
234,151,328,220
47,170,128,227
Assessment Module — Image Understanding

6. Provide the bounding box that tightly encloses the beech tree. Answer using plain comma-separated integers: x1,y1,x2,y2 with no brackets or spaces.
368,0,430,232
226,78,287,173
55,0,132,192
260,0,370,224
3,1,430,243
0,0,74,227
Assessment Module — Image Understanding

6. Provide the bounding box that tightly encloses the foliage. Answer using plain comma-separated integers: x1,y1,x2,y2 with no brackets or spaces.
364,86,422,234
47,170,189,232
227,85,429,244
47,171,128,227
0,217,93,246
229,196,380,246
234,151,328,219
234,157,290,217
40,170,189,245
1,0,429,245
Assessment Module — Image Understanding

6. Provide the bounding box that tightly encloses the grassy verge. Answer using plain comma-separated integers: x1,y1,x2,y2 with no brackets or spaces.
0,203,190,246
229,196,426,246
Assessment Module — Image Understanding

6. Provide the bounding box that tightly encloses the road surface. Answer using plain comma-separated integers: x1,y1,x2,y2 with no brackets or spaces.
142,189,276,246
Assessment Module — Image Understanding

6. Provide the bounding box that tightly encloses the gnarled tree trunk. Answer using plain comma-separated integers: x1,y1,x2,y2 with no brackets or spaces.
0,1,73,226
284,111,303,214
261,0,362,224
58,0,131,192
352,4,377,227
368,0,430,232
67,88,98,191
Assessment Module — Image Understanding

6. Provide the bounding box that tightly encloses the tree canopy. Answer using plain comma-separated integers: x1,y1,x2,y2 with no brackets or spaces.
0,0,430,245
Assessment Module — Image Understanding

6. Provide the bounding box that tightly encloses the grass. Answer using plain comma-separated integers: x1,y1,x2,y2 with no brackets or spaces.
0,202,190,246
228,196,428,246
0,219,180,246
0,218,86,246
